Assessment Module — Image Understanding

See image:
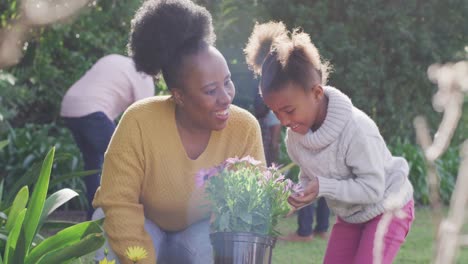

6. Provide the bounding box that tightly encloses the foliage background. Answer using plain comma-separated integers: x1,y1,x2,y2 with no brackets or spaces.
1,0,467,207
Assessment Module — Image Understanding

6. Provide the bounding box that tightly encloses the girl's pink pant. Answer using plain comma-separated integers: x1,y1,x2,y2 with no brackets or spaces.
323,200,414,264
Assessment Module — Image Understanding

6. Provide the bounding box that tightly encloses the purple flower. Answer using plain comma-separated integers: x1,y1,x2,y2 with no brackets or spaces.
262,170,273,181
283,179,294,193
273,174,285,183
240,156,262,166
195,167,220,188
202,156,294,234
225,156,241,165
291,183,304,196
269,163,281,170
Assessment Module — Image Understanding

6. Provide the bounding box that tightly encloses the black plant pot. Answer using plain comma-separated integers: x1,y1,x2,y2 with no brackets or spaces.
210,232,276,264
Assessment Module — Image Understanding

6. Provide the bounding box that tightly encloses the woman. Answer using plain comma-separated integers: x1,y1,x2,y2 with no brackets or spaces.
92,1,265,263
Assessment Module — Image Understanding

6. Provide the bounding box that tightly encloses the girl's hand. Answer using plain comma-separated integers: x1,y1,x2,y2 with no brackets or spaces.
287,177,319,209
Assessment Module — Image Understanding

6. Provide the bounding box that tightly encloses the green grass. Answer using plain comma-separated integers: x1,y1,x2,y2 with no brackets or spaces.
73,207,468,263
273,207,468,264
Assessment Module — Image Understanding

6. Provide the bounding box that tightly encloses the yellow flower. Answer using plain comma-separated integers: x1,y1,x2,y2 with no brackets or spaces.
125,246,148,262
99,257,116,264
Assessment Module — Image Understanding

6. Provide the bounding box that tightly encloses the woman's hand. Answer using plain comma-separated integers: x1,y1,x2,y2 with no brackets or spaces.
287,177,319,210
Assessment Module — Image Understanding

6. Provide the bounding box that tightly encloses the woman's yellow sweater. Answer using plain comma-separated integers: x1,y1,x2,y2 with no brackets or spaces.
93,96,265,263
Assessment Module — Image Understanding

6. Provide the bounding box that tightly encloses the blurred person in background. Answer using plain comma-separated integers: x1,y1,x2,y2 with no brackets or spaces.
254,93,281,166
60,54,155,219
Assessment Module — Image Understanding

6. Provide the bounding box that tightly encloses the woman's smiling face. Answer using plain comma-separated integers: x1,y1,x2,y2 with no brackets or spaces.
173,46,235,131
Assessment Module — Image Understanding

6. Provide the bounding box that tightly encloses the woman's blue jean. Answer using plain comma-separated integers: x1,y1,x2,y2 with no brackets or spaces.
92,208,214,264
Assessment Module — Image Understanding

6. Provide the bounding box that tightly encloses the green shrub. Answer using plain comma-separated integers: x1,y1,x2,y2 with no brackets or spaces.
206,0,468,143
1,0,145,126
390,140,460,205
436,146,460,204
0,123,89,210
390,140,430,205
261,0,467,142
0,147,105,264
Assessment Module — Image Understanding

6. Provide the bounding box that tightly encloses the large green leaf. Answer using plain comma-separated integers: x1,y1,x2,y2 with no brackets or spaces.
0,178,5,208
5,186,29,232
0,140,7,150
33,233,105,264
11,230,26,264
38,188,78,230
0,180,4,209
0,232,8,256
22,147,55,254
3,208,26,264
25,220,103,264
40,220,78,230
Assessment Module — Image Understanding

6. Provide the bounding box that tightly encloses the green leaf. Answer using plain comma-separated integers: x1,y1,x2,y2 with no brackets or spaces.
22,154,36,168
219,212,230,231
0,140,8,151
25,220,103,264
4,208,26,264
38,188,78,230
22,147,54,254
34,233,105,264
5,186,29,232
2,162,42,209
239,211,252,225
49,170,100,187
0,179,4,209
278,162,296,174
11,226,27,264
40,220,78,230
34,233,45,244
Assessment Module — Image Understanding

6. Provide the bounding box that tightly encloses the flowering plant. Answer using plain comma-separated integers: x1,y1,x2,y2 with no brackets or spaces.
125,246,148,263
196,156,298,236
98,246,148,264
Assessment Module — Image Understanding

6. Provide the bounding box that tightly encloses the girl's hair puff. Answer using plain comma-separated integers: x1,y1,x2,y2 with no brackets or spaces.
286,29,331,85
244,21,288,76
244,21,332,94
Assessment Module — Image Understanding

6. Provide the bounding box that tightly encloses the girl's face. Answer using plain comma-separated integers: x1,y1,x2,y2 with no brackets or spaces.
263,83,326,135
173,46,235,131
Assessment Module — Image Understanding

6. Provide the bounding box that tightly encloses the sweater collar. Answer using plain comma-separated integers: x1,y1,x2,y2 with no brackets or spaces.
288,86,353,150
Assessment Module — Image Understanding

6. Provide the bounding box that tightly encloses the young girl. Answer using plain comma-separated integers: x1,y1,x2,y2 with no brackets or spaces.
244,21,414,264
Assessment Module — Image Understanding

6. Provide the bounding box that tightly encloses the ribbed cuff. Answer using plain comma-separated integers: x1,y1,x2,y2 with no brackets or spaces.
317,177,337,199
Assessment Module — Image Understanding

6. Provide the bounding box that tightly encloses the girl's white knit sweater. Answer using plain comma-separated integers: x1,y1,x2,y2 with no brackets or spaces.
286,86,413,223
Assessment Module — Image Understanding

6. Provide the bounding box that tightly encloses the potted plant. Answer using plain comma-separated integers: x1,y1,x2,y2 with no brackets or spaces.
196,156,297,264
